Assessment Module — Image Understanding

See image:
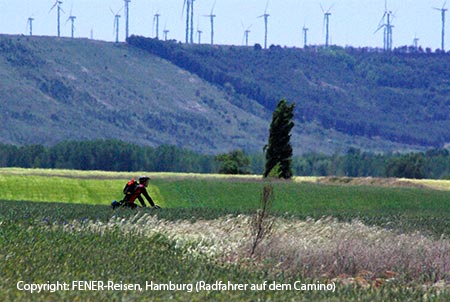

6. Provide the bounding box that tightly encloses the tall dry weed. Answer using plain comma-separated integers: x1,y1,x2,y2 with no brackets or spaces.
249,185,275,256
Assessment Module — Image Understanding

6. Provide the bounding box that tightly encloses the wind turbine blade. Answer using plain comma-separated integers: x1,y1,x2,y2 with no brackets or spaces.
444,1,448,9
322,15,326,33
182,0,187,18
49,3,57,13
374,24,385,34
264,0,269,14
377,12,387,28
211,0,217,14
327,3,335,13
320,4,325,13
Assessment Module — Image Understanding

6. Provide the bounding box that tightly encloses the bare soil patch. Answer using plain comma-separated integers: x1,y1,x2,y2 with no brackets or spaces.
316,176,431,190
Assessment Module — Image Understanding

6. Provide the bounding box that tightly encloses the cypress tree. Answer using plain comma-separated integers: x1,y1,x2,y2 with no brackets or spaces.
263,99,295,179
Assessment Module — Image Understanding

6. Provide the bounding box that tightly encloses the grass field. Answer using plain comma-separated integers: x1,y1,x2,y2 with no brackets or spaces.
0,168,449,301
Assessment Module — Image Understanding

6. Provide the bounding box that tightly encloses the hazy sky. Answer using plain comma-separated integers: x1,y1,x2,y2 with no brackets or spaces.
0,0,448,50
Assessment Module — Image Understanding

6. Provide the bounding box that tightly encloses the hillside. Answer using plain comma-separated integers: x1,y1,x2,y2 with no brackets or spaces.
0,34,449,154
129,37,450,150
0,35,270,154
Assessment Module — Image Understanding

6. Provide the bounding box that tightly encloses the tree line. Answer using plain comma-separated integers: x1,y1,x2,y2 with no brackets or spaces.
293,148,450,179
0,140,449,179
0,140,215,173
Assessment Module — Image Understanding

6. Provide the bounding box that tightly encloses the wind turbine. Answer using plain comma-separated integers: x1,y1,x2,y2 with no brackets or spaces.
50,1,64,37
182,0,191,43
302,25,309,47
66,5,76,39
241,21,252,46
433,1,448,51
375,1,394,51
124,0,131,39
377,0,394,51
163,20,170,41
197,27,202,44
27,17,34,36
190,0,195,44
153,13,161,39
110,7,122,43
413,34,420,50
258,0,270,49
67,15,76,38
204,1,217,45
321,4,334,48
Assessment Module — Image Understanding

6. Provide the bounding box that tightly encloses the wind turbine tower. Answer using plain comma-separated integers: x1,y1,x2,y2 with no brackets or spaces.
154,13,160,39
324,12,331,47
197,29,202,44
113,12,121,43
67,15,76,38
50,1,64,37
110,7,122,42
190,0,195,44
163,29,169,41
258,1,270,49
204,1,217,45
124,0,131,39
241,21,251,46
433,2,448,51
27,17,34,36
375,1,394,51
182,0,191,43
321,4,334,48
163,21,170,41
413,35,420,50
303,26,309,47
244,28,251,46
387,15,394,51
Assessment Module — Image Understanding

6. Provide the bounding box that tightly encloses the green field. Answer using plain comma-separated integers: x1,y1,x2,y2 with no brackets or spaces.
0,168,449,301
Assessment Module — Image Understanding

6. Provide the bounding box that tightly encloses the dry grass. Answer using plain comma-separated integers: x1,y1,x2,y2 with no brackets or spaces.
315,176,449,190
54,213,450,289
2,168,449,191
262,217,449,282
0,168,264,181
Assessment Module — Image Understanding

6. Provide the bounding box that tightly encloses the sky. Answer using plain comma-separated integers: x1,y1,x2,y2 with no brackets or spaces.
0,0,448,50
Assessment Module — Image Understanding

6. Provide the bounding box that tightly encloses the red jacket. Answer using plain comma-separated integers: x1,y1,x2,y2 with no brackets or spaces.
125,184,155,207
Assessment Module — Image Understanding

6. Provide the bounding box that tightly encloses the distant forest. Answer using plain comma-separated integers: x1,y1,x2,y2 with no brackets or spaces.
1,140,449,179
128,36,450,149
